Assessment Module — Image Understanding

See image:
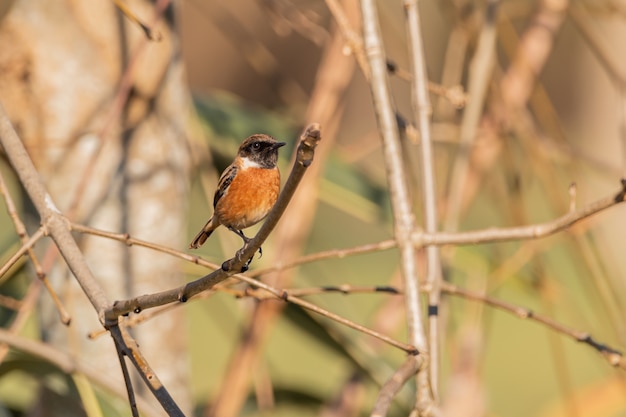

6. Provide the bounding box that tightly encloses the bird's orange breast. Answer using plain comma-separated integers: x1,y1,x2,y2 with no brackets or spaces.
214,167,280,230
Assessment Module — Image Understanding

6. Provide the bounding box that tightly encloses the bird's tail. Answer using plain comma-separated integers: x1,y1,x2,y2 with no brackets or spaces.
189,218,216,249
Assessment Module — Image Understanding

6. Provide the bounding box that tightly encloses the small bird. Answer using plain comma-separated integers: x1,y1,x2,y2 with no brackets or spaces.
189,134,286,262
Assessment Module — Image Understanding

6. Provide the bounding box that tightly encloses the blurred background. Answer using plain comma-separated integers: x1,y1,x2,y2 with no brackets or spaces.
0,0,625,416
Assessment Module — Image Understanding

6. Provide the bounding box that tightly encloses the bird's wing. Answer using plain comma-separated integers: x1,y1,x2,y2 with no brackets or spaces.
213,164,238,208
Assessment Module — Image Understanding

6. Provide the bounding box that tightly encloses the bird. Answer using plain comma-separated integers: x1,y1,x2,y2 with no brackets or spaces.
189,134,286,266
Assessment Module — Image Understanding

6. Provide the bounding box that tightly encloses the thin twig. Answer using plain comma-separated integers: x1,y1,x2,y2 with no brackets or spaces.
0,228,45,279
248,239,397,278
269,282,625,370
109,324,184,416
114,339,140,417
360,0,425,353
404,0,444,402
0,169,71,324
0,102,110,317
371,356,422,417
361,0,437,411
441,282,625,369
417,180,626,247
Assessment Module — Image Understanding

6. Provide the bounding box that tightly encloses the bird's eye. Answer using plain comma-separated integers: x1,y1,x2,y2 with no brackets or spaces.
252,142,261,150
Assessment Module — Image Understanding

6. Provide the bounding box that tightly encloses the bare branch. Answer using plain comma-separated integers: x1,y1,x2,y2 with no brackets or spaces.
274,282,626,371
0,228,45,279
248,239,397,278
404,0,444,400
418,181,626,246
109,325,184,416
0,102,111,318
0,169,71,324
371,356,422,417
114,339,140,417
360,0,426,354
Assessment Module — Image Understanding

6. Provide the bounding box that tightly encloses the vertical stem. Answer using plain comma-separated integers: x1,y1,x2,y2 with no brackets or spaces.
404,0,442,399
360,0,427,354
360,2,439,413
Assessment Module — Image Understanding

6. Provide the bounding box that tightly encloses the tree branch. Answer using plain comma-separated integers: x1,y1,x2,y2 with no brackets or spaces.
418,180,626,247
404,0,444,401
371,356,422,417
0,102,111,319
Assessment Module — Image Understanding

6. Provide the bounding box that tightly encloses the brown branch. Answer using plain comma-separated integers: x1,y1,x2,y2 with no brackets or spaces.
275,282,625,370
418,180,626,247
404,0,444,402
371,356,422,417
441,282,625,370
103,123,322,320
0,228,45,279
0,102,111,317
248,239,397,278
114,338,140,417
360,0,426,355
0,169,71,324
109,324,184,416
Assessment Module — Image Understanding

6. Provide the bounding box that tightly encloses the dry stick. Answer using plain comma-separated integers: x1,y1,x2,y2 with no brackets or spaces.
0,170,71,323
0,328,162,417
108,324,183,416
271,283,626,370
0,103,110,317
360,0,437,415
371,356,422,417
0,228,45,279
104,123,322,320
440,282,626,369
418,181,626,247
236,274,417,354
114,340,140,417
0,103,182,414
403,0,444,402
248,239,397,278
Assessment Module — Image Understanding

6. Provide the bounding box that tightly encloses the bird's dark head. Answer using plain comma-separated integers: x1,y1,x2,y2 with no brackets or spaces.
238,134,286,169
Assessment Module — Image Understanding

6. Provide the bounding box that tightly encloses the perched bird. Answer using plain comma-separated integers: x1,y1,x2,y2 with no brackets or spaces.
189,134,286,259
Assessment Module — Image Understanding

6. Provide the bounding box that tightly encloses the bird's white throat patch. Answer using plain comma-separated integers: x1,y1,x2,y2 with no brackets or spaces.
240,156,263,169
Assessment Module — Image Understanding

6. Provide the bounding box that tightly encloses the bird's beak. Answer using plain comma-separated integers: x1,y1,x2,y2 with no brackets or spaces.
274,142,287,149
